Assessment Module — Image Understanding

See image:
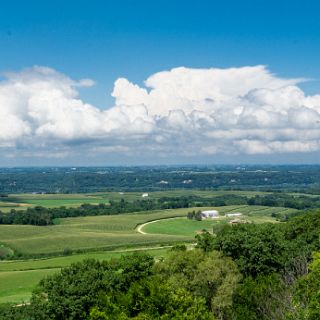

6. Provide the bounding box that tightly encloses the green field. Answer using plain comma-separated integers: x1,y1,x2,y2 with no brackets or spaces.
0,204,297,257
0,193,112,212
0,207,207,256
0,198,299,305
0,247,171,304
142,205,297,236
0,190,284,212
0,268,58,304
0,189,314,213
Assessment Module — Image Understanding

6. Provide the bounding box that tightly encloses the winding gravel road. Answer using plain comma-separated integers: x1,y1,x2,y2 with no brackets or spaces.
136,217,183,235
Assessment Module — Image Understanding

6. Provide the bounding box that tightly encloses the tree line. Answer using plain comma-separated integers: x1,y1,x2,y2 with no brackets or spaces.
2,193,320,226
0,165,319,193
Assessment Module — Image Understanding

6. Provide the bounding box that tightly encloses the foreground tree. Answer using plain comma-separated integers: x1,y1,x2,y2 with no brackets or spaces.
231,273,294,320
30,253,154,320
155,249,241,318
291,252,320,320
89,284,213,320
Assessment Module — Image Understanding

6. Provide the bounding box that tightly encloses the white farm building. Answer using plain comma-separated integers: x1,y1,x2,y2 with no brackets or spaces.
201,210,219,219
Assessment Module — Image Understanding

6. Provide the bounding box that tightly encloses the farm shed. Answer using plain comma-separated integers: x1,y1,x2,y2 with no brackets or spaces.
201,210,219,219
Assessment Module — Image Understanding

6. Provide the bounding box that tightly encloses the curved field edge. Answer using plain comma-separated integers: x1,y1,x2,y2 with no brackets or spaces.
0,207,213,256
142,205,298,236
0,205,298,304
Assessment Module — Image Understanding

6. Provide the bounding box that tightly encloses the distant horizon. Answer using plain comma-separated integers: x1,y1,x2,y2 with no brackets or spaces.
1,163,320,169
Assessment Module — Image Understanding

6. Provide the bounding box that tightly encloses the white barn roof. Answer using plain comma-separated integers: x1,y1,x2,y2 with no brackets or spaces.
201,210,219,217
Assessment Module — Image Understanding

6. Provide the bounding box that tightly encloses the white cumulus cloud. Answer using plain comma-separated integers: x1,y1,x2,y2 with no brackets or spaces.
0,65,319,161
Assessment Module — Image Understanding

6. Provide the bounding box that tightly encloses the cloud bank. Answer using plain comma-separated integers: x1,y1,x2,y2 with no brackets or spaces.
0,65,320,161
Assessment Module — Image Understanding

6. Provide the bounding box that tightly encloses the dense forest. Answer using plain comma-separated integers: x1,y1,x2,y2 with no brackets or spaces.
2,193,320,226
1,209,320,320
0,165,319,193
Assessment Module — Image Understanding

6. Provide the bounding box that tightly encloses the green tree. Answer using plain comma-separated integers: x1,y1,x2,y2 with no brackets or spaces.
292,252,320,320
30,253,154,320
90,281,214,320
30,259,110,320
195,231,215,252
231,274,293,320
155,250,240,319
213,223,291,277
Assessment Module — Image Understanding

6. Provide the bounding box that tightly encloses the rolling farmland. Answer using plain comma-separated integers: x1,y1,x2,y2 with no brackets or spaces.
0,190,284,212
0,197,299,304
0,207,205,256
142,205,298,236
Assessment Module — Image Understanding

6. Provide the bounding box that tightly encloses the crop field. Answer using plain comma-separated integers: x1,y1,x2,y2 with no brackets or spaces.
0,190,285,212
88,190,271,201
0,190,315,212
0,205,298,256
0,207,209,256
0,204,298,304
0,193,112,212
0,247,171,304
0,268,58,304
142,205,298,237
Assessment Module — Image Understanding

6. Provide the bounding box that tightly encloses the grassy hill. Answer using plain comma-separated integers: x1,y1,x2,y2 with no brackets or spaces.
142,205,297,236
0,203,298,304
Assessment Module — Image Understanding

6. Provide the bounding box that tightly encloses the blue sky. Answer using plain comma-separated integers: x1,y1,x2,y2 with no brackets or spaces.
0,0,320,165
2,0,320,105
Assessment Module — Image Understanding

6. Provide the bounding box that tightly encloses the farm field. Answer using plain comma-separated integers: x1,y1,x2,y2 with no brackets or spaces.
0,203,298,304
0,247,170,304
0,207,206,256
0,193,112,212
0,189,300,212
0,268,58,304
142,205,298,236
0,205,298,256
0,189,316,213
